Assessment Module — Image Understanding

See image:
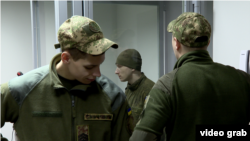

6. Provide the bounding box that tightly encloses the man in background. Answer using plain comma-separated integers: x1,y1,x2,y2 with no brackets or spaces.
115,49,155,134
129,12,250,141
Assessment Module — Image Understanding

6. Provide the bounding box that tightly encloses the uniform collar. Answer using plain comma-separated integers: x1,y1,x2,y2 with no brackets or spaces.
174,50,213,69
126,73,146,91
49,53,91,92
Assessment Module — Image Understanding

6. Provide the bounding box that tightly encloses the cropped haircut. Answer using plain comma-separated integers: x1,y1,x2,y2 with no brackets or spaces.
62,48,87,61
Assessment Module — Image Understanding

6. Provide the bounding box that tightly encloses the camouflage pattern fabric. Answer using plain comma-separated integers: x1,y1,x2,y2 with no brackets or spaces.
167,12,211,48
54,15,118,55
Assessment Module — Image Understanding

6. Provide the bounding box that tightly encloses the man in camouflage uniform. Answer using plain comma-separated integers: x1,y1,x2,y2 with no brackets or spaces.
1,16,130,141
130,12,250,141
115,49,155,134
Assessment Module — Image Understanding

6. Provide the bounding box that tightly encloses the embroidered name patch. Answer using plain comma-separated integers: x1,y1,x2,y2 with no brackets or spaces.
84,113,113,120
77,125,89,141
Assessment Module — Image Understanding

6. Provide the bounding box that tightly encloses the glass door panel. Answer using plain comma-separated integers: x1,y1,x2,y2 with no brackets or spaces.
93,1,159,91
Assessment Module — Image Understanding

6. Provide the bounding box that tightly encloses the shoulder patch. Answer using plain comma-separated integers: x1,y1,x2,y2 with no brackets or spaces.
96,74,125,112
9,65,49,107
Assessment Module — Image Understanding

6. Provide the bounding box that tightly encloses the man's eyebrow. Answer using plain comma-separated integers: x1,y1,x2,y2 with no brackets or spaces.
84,61,104,67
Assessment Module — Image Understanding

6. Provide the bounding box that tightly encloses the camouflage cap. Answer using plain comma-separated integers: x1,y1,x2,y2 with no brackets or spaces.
54,15,118,55
167,12,211,48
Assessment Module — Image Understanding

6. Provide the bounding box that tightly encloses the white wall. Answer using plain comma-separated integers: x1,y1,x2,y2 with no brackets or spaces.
1,1,33,83
213,1,250,69
1,1,32,140
94,3,159,91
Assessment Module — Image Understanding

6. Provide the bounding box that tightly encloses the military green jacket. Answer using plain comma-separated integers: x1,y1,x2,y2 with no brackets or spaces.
125,73,155,133
131,50,250,141
1,54,130,141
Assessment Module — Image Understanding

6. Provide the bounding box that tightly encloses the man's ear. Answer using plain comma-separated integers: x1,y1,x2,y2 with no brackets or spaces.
131,69,135,72
174,37,181,50
207,39,210,46
61,52,71,64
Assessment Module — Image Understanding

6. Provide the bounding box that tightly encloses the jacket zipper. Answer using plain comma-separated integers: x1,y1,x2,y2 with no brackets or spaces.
71,95,75,141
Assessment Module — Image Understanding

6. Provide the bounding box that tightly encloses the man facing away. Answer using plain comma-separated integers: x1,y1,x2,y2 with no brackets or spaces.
129,12,250,141
1,16,130,141
115,49,155,134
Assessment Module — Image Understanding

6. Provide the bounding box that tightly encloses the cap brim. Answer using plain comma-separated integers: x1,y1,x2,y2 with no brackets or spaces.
167,19,176,33
81,38,118,55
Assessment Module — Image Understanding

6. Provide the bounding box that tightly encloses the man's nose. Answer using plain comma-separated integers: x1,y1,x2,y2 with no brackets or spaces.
115,67,119,74
93,66,101,77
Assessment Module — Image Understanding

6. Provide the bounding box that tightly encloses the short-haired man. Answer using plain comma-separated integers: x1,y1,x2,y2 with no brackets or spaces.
1,16,130,141
115,49,155,134
129,12,250,141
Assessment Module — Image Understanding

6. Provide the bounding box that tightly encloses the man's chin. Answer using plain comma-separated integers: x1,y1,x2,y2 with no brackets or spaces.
120,79,126,82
